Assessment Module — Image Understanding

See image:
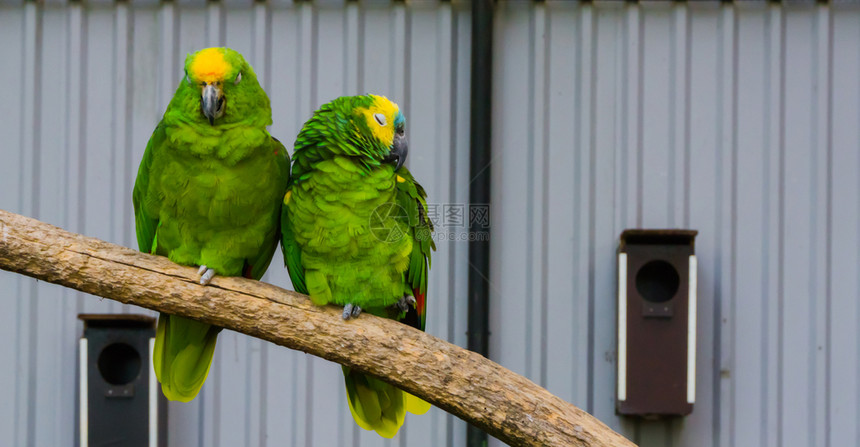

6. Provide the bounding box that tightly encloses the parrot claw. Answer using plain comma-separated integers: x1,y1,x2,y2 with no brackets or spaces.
198,266,216,285
394,295,417,313
342,304,362,320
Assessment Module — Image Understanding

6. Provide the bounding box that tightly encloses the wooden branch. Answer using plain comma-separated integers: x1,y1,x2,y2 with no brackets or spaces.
0,209,635,447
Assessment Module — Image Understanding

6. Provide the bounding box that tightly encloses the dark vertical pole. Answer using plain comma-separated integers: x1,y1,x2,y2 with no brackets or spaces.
467,0,493,446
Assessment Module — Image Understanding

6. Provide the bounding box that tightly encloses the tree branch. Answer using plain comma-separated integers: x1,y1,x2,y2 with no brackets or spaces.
0,209,635,447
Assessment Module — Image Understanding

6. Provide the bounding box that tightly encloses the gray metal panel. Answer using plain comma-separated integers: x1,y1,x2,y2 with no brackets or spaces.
446,2,472,444
732,6,770,446
762,8,784,446
781,9,818,447
0,1,469,446
36,7,73,447
18,6,39,441
223,0,255,8
686,7,725,447
829,9,860,447
488,2,860,447
0,6,27,447
177,0,208,8
590,1,630,437
488,6,532,425
543,0,586,410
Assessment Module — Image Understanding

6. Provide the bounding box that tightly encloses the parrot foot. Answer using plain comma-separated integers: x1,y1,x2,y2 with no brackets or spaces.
342,304,362,320
394,295,417,313
197,265,216,285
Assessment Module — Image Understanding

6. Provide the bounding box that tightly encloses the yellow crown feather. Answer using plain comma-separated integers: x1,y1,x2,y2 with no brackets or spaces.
189,48,232,84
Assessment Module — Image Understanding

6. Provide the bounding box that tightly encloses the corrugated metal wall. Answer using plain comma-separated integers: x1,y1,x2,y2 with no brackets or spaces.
0,0,471,446
489,1,860,447
1,1,858,446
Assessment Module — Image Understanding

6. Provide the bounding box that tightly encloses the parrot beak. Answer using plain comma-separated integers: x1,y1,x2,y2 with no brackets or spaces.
201,83,225,125
387,132,408,171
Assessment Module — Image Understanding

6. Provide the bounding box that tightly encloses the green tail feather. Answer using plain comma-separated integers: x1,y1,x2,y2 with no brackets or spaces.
153,313,221,402
343,367,430,438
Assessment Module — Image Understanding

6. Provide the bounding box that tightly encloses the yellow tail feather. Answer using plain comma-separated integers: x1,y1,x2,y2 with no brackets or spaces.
405,392,431,415
153,313,219,402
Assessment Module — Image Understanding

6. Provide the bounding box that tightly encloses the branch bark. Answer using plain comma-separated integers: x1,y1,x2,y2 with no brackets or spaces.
0,209,635,447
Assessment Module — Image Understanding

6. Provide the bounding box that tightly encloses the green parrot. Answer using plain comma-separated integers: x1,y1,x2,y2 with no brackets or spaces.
281,94,434,438
133,47,289,402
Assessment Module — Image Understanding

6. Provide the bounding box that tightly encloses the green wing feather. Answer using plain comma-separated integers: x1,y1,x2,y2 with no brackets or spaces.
245,137,291,281
394,168,433,414
395,167,435,332
280,179,307,295
132,125,164,255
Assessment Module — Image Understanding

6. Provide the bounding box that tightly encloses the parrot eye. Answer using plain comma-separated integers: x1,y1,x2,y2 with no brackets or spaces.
373,113,387,127
234,72,242,85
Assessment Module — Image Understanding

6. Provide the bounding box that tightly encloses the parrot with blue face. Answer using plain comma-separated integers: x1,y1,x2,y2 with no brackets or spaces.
281,94,434,437
133,47,289,402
